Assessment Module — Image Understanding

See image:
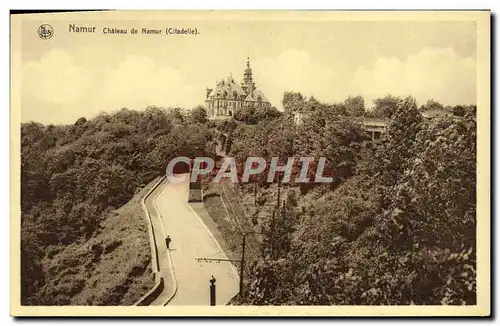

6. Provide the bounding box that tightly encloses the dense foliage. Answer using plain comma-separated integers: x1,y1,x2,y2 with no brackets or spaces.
230,93,476,305
21,90,477,306
233,105,282,124
21,107,212,304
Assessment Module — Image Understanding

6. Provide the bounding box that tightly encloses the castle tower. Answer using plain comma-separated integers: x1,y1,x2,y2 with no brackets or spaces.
241,57,255,95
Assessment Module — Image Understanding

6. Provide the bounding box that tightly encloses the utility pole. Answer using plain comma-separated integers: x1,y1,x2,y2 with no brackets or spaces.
276,172,282,209
270,210,276,258
239,234,246,298
254,182,257,206
195,233,247,299
195,231,261,301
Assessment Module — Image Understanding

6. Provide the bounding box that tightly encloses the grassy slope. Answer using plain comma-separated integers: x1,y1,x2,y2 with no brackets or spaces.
39,179,158,305
200,183,267,305
201,184,241,263
201,183,263,263
190,201,239,263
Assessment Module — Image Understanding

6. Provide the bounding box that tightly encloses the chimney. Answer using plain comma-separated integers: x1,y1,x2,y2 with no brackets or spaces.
206,88,212,99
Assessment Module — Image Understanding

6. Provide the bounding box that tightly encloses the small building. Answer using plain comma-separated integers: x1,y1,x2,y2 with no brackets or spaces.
422,109,452,119
291,107,453,142
205,58,271,120
360,117,390,141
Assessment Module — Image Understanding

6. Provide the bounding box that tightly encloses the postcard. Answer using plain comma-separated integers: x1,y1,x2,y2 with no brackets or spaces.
10,10,490,316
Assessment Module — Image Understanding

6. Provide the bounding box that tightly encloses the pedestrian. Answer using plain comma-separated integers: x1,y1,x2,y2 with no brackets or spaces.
165,235,171,250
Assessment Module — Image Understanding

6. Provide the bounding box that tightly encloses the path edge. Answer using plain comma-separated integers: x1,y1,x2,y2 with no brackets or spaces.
133,176,166,306
151,178,179,305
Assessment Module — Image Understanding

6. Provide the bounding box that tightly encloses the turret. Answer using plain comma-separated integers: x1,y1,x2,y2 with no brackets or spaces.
241,57,255,95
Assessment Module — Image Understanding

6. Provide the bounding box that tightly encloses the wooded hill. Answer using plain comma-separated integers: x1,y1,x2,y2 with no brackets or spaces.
20,93,476,306
21,107,212,305
228,94,476,305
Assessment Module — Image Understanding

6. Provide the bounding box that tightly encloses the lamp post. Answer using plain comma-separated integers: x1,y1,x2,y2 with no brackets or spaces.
209,275,216,306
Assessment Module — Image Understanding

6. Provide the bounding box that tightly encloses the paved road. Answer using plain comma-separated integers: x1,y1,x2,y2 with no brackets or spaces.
144,179,176,306
155,174,240,305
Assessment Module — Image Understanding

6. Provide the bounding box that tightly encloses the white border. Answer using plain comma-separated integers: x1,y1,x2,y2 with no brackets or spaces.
4,2,497,325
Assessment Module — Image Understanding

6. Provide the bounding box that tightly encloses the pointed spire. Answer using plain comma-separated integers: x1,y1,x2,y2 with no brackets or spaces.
242,56,254,95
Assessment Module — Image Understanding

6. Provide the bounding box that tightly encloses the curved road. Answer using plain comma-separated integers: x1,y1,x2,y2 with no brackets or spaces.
143,178,176,306
153,174,240,305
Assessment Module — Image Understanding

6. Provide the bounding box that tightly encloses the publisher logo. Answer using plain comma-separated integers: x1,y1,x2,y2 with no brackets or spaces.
38,24,53,39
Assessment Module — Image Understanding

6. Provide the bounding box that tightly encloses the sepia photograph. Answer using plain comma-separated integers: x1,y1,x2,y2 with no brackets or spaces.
10,10,490,316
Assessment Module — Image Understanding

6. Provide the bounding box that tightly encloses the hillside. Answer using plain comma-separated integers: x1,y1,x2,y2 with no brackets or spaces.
209,94,477,305
20,94,477,306
35,180,157,305
20,106,212,305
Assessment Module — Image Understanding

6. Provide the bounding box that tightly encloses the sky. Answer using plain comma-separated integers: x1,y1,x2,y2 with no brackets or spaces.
18,14,478,124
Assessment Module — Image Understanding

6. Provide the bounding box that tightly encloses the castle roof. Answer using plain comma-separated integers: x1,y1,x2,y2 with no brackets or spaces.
206,59,271,104
245,89,270,103
207,76,246,99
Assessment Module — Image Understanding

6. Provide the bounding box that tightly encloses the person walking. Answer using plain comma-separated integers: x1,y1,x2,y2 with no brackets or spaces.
165,235,171,250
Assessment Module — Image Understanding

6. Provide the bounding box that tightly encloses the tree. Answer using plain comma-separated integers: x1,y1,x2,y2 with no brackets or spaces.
449,105,476,118
189,106,208,124
261,198,296,261
282,91,305,113
344,95,365,117
243,94,476,305
20,106,213,304
376,96,423,183
21,220,45,304
233,106,256,123
372,94,401,118
234,105,281,124
420,99,444,112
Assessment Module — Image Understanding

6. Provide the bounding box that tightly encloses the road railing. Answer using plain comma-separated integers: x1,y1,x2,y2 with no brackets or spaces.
133,175,167,306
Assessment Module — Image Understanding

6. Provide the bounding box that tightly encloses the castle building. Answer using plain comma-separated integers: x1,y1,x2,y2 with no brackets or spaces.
205,58,272,120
